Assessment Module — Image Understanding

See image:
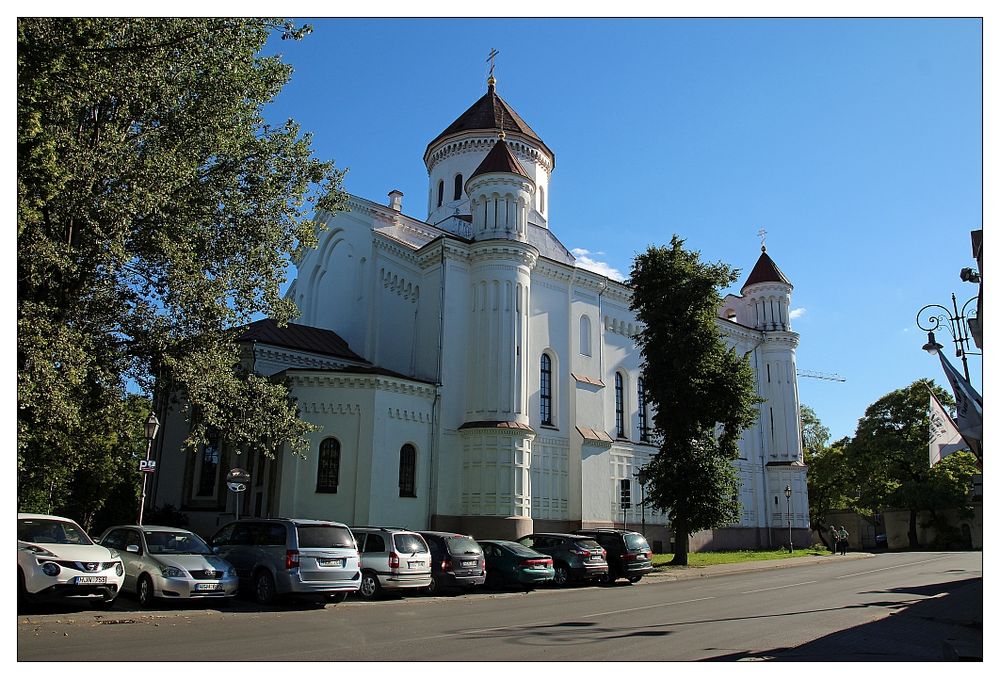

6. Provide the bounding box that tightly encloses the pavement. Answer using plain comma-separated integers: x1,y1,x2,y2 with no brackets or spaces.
646,551,983,661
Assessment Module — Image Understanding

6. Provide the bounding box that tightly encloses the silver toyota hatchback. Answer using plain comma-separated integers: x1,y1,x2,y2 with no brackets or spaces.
209,518,361,604
99,525,237,606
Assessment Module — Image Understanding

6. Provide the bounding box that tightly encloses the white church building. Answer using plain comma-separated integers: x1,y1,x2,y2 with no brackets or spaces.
151,75,809,551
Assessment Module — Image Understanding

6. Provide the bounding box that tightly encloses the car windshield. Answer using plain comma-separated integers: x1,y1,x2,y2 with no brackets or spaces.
18,518,93,545
500,542,543,558
297,525,355,549
393,533,428,554
145,530,212,555
625,534,650,550
444,536,482,555
574,539,603,551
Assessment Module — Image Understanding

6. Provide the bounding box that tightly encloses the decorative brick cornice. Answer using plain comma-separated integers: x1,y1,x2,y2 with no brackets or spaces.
468,241,538,268
425,133,553,175
285,370,436,399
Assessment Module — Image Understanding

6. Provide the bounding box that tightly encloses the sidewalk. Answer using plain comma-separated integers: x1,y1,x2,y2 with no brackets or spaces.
646,550,874,581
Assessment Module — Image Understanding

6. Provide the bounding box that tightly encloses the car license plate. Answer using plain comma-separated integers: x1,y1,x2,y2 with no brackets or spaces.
318,558,344,567
75,576,106,584
194,583,223,591
462,560,477,567
408,561,423,569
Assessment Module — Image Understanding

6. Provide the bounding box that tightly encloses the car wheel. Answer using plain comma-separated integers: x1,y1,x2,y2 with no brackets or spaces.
253,570,277,605
137,574,155,607
325,592,348,604
553,564,570,586
357,571,381,600
485,571,504,590
425,576,439,595
627,575,643,584
597,571,613,585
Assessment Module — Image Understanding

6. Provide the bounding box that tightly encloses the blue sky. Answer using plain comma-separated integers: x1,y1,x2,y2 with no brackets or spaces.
261,18,983,442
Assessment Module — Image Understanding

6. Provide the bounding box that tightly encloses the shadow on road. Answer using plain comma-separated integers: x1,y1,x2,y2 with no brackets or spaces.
700,577,982,662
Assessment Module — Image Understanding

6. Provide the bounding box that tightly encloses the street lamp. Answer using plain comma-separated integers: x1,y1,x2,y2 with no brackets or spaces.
137,411,160,525
916,294,980,381
784,485,793,553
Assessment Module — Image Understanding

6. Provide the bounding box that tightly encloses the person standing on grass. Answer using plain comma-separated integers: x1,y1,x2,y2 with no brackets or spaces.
838,526,849,555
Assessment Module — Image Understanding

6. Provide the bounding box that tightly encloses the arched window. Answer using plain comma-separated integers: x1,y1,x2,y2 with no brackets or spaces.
580,315,592,356
637,377,649,442
615,372,626,439
316,438,341,493
437,180,444,207
539,185,545,213
540,353,553,426
453,173,463,201
399,444,416,497
196,429,220,497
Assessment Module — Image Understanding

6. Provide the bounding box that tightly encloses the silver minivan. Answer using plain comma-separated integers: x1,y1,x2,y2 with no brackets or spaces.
209,518,361,604
349,527,431,600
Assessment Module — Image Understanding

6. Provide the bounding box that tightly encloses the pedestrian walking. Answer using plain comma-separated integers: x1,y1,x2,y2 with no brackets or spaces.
830,525,840,554
838,526,849,555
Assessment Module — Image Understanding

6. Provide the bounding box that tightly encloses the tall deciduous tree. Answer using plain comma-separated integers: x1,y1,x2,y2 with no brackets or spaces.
847,380,970,547
630,236,760,565
17,18,345,515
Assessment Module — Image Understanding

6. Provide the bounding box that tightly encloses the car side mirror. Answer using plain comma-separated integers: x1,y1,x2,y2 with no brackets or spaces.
211,546,220,554
126,544,140,553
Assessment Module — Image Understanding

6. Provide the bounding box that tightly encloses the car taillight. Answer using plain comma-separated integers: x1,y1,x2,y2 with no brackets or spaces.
389,552,400,569
569,549,589,556
285,549,300,569
441,559,452,571
601,548,607,559
520,558,551,567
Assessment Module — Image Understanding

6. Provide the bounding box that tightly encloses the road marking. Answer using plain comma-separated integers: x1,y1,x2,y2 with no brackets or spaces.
834,556,952,579
741,580,816,594
579,596,716,618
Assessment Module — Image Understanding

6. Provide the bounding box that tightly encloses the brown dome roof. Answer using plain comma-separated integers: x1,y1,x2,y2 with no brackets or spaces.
742,247,792,290
468,138,530,181
425,80,554,163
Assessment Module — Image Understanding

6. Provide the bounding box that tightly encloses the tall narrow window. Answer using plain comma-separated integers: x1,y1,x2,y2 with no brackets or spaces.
638,377,649,442
399,444,416,497
453,173,463,200
539,185,545,213
579,315,592,356
540,353,553,426
615,372,625,439
196,430,220,497
437,180,444,207
316,438,341,493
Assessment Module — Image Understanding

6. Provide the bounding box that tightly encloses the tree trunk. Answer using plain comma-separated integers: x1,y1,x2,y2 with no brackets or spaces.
670,520,689,565
908,509,919,548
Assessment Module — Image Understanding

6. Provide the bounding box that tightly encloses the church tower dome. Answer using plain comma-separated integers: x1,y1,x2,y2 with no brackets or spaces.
424,75,553,231
464,134,535,242
741,245,794,331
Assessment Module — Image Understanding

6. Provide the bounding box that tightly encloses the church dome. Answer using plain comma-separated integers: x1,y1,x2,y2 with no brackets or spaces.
741,246,792,290
424,78,555,166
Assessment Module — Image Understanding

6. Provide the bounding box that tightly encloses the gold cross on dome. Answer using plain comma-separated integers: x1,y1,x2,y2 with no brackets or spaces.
486,48,500,77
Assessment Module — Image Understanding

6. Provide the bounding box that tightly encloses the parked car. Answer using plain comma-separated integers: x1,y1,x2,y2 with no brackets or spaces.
17,513,124,606
417,531,486,594
209,518,361,604
99,525,238,606
350,527,432,600
477,539,554,590
573,528,653,583
516,533,608,586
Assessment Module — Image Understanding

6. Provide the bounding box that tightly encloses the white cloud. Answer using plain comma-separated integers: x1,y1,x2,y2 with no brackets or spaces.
789,307,806,319
571,248,626,282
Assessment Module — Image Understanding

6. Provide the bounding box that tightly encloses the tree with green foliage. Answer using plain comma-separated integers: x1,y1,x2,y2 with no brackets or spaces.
805,435,853,550
630,236,761,565
17,18,345,517
847,380,972,547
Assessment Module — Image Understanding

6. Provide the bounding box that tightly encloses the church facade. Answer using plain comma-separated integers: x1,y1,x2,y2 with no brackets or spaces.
150,76,810,551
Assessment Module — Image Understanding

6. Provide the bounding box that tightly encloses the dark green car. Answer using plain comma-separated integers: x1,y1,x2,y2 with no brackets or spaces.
477,540,554,590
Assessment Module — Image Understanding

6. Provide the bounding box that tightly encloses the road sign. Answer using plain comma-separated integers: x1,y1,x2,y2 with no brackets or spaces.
139,459,157,474
226,467,250,493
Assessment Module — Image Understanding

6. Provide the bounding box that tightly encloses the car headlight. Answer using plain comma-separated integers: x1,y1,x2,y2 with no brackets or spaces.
41,562,61,576
159,566,187,578
226,567,236,578
115,561,124,577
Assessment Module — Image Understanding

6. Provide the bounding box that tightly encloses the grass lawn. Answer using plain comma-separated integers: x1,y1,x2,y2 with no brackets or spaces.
653,547,832,568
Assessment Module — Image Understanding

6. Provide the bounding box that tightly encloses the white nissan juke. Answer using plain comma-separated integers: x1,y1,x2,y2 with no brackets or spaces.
17,513,125,606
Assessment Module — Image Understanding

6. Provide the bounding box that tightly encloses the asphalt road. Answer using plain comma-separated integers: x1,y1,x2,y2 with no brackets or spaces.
17,551,982,662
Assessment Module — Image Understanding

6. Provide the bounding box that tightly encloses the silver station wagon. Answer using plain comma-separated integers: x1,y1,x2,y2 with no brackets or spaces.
99,525,238,606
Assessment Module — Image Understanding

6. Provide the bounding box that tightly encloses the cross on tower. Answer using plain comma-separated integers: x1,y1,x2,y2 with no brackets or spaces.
758,227,767,251
486,48,500,77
